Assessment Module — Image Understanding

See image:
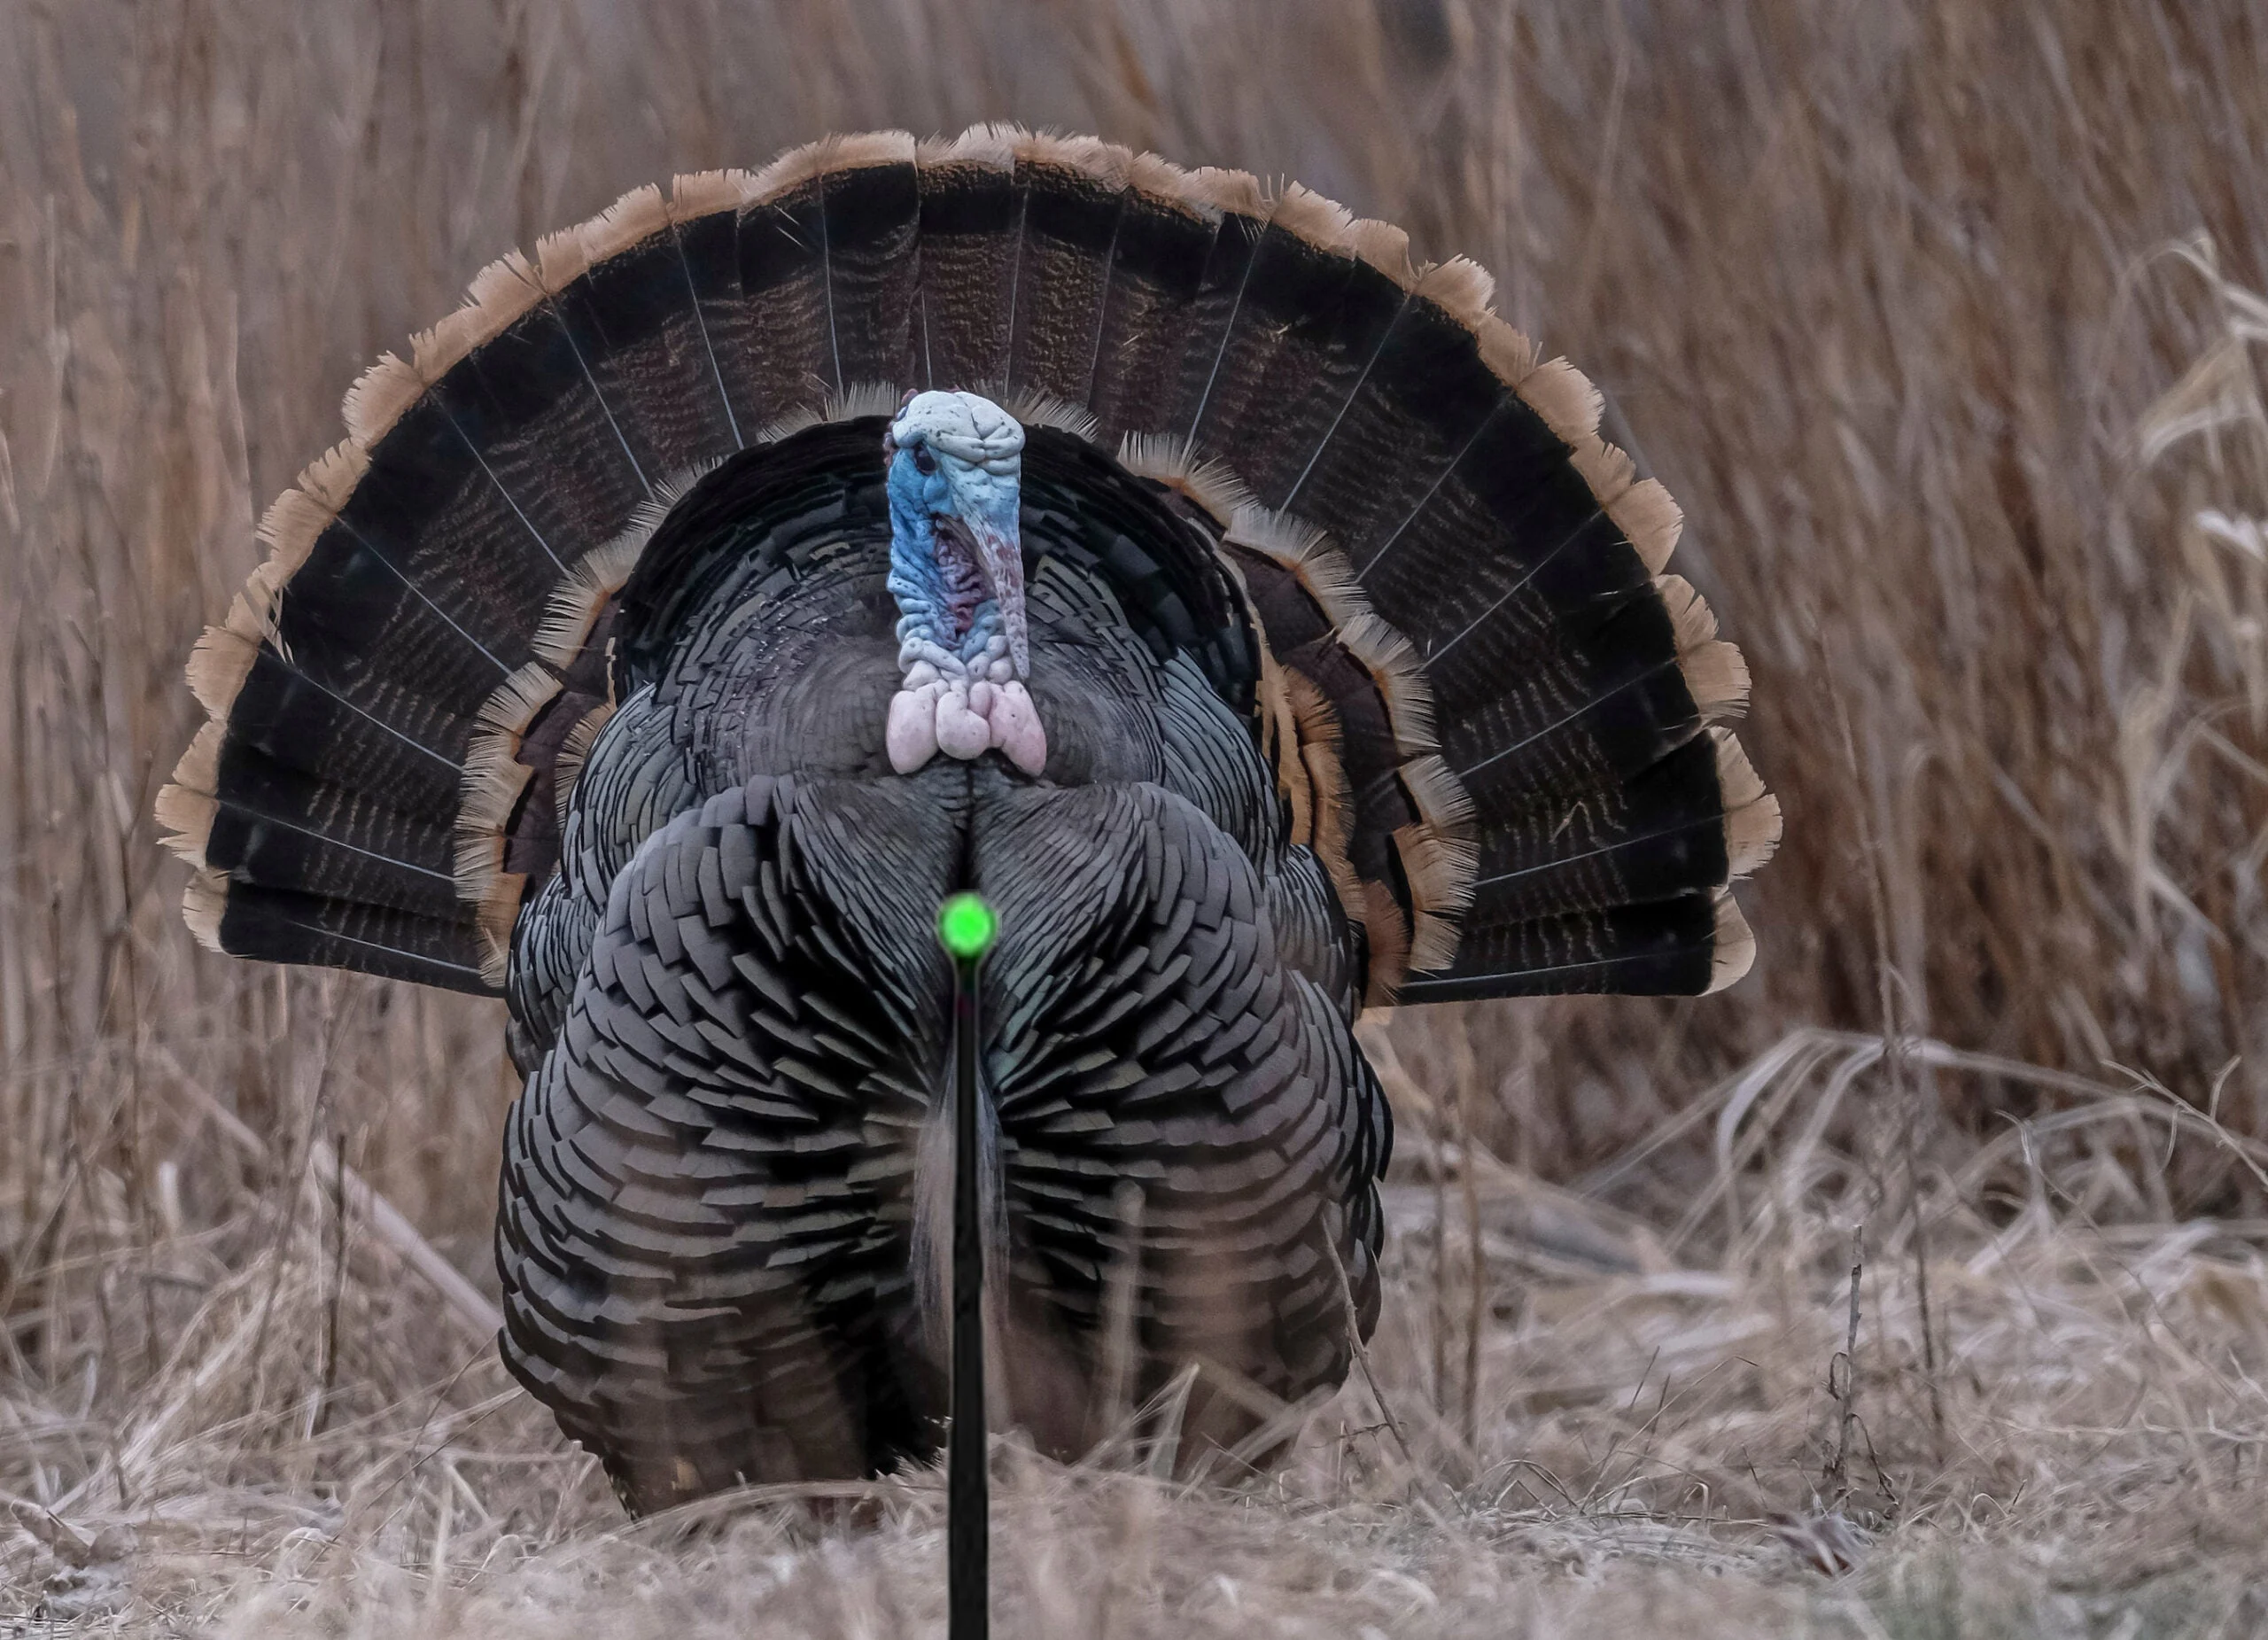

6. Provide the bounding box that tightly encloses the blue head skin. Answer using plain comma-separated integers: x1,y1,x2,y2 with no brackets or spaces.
884,391,1029,679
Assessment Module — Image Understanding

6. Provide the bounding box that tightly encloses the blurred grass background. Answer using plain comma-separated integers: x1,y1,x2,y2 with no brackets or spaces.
6,0,2268,1630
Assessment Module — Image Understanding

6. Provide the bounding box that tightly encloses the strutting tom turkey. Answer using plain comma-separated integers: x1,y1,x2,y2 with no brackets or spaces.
158,128,1780,1512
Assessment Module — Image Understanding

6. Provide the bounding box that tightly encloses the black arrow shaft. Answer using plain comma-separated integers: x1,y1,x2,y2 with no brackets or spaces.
949,954,988,1640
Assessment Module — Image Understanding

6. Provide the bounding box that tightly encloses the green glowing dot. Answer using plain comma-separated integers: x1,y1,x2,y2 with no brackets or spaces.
936,892,998,962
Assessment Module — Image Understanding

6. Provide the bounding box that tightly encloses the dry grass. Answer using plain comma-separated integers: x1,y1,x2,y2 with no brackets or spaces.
6,0,2268,1631
14,1025,2268,1634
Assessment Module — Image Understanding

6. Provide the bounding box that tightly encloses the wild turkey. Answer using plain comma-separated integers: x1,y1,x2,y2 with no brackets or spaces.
158,128,1779,1512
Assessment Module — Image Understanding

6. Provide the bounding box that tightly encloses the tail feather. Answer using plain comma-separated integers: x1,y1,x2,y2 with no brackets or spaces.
816,137,922,389
437,289,656,546
1369,409,1646,705
1276,263,1500,548
199,635,467,817
1083,159,1221,431
1192,198,1424,517
1005,136,1131,406
913,128,1021,393
1158,175,1270,444
191,795,462,922
712,163,835,422
1068,144,1765,999
555,192,744,477
1464,730,1777,927
672,175,765,441
167,144,919,990
1442,595,1702,813
189,872,493,991
1394,889,1744,1002
1183,190,1363,478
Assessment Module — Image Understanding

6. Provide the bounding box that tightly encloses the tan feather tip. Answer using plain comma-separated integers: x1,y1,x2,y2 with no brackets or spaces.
460,737,538,828
832,129,918,170
168,719,224,797
748,135,843,202
253,483,333,559
1358,880,1414,1008
1018,131,1133,190
240,486,337,629
1254,658,1310,836
929,122,1023,171
1269,183,1357,253
1115,433,1254,524
451,827,509,907
1518,357,1605,447
1712,731,1782,877
1285,668,1345,750
299,440,369,513
670,167,764,222
530,479,698,671
1175,164,1269,219
827,379,908,422
1224,501,1331,569
154,785,216,867
409,309,477,380
1660,579,1750,721
1571,438,1637,507
1288,551,1370,633
554,700,617,828
1705,890,1758,992
1612,478,1684,574
752,402,827,445
476,660,564,741
1337,611,1439,755
1416,257,1496,326
183,869,229,952
454,727,537,907
462,246,543,307
1224,500,1373,635
999,385,1099,441
578,183,672,268
533,222,597,291
419,250,548,377
221,579,278,650
1287,673,1359,917
342,352,427,448
1406,916,1460,979
1345,217,1416,286
186,625,260,719
1473,315,1541,386
1682,642,1751,720
474,873,524,988
1398,753,1478,838
1658,575,1717,649
1728,790,1783,879
1408,913,1459,977
1127,150,1196,203
1395,820,1480,920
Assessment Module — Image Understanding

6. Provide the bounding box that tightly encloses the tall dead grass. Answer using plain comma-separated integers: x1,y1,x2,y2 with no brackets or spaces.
4,0,2268,1631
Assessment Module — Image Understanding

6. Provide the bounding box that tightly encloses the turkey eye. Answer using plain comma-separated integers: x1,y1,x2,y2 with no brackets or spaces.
912,445,936,476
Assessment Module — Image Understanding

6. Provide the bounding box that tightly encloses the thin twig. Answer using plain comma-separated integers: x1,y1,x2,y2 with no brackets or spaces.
1456,1035,1485,1461
1321,1229,1416,1476
1824,1227,1862,1506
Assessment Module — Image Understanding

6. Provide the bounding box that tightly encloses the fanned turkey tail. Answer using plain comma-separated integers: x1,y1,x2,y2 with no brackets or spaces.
160,125,1776,1006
